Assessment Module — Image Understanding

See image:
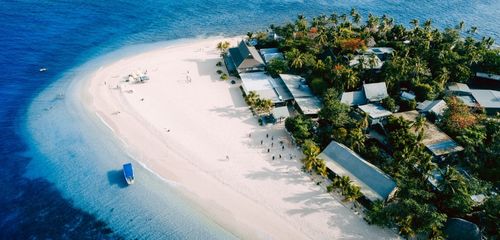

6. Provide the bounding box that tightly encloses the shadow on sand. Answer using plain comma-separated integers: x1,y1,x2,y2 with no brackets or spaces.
107,169,128,188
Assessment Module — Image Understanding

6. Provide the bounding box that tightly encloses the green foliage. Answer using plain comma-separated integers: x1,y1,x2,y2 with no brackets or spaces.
413,83,435,101
438,166,474,215
266,58,289,77
301,140,327,177
310,77,327,96
285,115,315,145
216,69,223,74
216,61,222,67
319,89,352,128
216,41,230,55
381,96,397,112
244,91,273,115
480,195,500,237
329,176,362,201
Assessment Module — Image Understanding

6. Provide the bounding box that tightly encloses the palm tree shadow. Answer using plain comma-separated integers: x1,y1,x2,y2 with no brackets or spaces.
107,170,128,188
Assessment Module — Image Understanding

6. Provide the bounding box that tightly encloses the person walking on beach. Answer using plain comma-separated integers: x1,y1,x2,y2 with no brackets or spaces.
261,140,263,145
266,133,269,138
279,154,281,159
226,155,229,160
282,145,285,150
271,142,274,147
267,148,270,153
272,155,275,160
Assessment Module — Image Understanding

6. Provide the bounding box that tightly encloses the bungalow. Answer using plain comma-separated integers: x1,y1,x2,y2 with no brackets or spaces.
472,72,500,91
416,100,448,116
446,82,499,114
279,74,322,117
349,47,395,70
340,82,389,106
470,89,500,115
318,141,398,202
392,111,464,159
444,218,481,240
363,82,389,102
259,48,284,64
226,40,265,74
358,103,393,126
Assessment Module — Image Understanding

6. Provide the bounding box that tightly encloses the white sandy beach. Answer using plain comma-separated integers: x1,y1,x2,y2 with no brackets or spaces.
81,37,399,239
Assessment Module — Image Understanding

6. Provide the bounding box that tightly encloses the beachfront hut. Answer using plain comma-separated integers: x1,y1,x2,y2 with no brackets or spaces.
227,41,265,73
279,74,322,117
392,111,464,159
318,141,397,202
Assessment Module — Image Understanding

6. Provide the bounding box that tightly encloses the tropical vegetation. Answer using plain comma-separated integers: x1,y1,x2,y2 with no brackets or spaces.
240,9,498,239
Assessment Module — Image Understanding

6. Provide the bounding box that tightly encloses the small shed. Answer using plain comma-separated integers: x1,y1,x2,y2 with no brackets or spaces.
417,100,448,116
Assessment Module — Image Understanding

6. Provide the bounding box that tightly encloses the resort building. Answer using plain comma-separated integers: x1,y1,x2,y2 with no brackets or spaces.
341,82,389,106
400,91,416,101
446,82,500,114
363,82,389,102
416,100,448,116
444,218,482,240
279,74,322,116
340,90,366,106
392,111,464,159
473,72,500,91
470,89,500,115
239,72,292,105
358,103,393,126
225,40,265,74
349,47,395,70
318,141,398,202
259,48,284,64
349,55,383,70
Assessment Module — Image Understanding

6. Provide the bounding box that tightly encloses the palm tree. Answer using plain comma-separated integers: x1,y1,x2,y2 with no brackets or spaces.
347,128,366,153
244,91,259,106
295,14,308,32
410,19,419,29
301,140,321,172
456,21,465,31
329,13,339,26
216,41,230,55
350,8,361,25
344,184,362,201
286,48,305,70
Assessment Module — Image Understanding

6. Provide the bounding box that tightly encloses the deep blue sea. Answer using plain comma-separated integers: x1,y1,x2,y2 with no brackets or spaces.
1,1,499,239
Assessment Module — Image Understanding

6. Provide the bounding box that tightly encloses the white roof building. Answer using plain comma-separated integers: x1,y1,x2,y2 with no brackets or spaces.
240,72,292,104
363,82,389,102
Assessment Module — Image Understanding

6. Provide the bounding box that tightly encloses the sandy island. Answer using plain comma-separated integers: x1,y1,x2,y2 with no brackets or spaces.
82,36,399,239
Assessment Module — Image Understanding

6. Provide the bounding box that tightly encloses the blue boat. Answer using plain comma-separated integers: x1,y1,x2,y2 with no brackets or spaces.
122,163,135,185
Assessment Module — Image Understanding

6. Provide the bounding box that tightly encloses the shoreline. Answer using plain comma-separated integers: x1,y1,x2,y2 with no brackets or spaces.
78,36,399,239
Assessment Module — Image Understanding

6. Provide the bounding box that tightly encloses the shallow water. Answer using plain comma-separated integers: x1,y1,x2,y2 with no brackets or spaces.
1,0,499,238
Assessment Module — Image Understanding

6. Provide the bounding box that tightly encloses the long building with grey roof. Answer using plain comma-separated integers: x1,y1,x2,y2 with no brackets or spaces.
319,141,398,202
